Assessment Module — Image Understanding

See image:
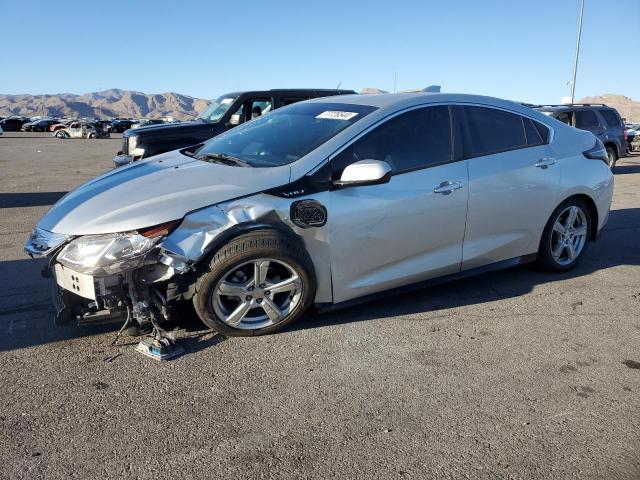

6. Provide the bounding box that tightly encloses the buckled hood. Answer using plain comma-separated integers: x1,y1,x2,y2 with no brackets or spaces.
36,151,291,235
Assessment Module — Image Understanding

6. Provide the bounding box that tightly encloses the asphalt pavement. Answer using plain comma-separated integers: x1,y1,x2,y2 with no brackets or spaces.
0,132,639,479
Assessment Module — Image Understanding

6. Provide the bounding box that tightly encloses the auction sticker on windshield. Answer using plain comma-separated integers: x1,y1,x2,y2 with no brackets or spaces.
316,111,359,120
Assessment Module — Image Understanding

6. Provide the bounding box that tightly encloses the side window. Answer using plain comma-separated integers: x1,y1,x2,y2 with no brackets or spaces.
534,121,550,143
523,118,543,146
249,99,272,119
575,110,599,128
331,106,453,175
555,111,573,125
599,109,621,127
462,106,527,158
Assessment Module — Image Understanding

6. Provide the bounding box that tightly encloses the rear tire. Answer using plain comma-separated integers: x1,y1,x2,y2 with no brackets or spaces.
606,146,617,171
537,197,591,272
193,230,316,336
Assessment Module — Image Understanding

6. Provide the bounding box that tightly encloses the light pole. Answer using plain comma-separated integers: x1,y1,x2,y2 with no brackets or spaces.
570,0,585,104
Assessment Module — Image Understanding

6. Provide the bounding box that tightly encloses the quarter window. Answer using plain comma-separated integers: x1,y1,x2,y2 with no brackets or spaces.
575,110,599,128
523,118,543,146
599,109,621,127
332,106,453,174
462,106,527,157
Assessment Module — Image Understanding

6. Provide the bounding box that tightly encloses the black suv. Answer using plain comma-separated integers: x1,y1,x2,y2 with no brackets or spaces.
534,104,626,170
113,88,355,167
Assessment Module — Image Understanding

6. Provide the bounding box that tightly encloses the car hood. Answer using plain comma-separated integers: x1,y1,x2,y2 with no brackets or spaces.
37,151,291,235
124,120,208,136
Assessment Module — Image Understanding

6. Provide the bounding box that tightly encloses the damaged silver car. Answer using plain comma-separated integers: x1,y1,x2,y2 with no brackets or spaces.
25,93,614,336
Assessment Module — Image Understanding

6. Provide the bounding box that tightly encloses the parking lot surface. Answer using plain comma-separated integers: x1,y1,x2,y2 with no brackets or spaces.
0,132,639,479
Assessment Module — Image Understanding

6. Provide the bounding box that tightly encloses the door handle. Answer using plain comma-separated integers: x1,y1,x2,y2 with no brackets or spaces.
434,180,464,194
535,157,556,169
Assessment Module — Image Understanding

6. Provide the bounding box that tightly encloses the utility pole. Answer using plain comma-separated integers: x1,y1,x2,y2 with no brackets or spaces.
570,0,585,104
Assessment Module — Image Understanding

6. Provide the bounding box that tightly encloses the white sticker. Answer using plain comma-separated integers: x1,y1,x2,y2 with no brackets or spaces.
221,98,234,104
316,111,358,120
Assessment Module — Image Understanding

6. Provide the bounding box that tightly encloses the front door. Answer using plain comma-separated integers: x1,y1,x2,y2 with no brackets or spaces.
328,105,469,303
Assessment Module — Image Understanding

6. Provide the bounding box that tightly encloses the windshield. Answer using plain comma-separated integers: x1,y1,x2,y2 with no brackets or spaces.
198,95,238,122
192,102,377,168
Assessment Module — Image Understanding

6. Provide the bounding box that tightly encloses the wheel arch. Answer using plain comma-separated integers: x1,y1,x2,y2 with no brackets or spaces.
555,193,599,241
603,141,619,158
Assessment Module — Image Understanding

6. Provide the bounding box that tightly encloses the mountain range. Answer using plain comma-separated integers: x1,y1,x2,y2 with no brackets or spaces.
1,89,638,122
0,89,210,120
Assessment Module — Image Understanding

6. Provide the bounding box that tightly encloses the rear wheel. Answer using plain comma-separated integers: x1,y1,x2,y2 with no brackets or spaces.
606,146,617,171
88,132,97,139
193,230,316,336
537,198,591,272
55,131,67,139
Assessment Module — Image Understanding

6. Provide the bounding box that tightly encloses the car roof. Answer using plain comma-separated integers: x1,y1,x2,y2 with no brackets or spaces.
305,92,543,116
222,89,356,97
536,104,614,112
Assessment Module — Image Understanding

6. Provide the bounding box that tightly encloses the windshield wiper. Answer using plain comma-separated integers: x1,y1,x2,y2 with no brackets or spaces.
197,152,252,167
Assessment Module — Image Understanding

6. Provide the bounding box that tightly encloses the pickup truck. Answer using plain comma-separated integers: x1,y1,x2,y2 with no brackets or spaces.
113,88,356,167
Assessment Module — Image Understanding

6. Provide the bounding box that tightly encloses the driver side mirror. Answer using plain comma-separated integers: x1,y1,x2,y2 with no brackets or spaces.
333,159,392,187
228,114,242,126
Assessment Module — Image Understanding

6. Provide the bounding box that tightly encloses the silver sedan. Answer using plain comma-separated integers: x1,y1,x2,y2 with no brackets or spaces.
25,93,614,336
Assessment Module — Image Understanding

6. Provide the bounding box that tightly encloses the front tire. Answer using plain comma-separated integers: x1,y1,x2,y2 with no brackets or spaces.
193,230,316,336
537,198,591,272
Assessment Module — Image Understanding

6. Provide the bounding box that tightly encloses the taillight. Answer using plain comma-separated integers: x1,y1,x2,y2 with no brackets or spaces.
582,138,608,164
138,221,180,238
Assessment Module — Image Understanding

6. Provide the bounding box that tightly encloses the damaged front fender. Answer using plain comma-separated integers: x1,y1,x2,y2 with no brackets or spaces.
159,193,333,303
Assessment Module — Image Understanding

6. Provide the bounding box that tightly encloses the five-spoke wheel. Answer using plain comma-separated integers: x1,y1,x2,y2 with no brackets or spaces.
538,198,592,271
212,258,303,330
193,230,315,336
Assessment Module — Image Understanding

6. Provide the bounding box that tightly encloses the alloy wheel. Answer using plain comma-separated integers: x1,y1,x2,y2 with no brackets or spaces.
212,258,303,330
550,205,588,266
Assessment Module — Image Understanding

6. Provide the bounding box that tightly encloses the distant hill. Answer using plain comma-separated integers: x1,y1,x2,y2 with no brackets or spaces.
578,94,640,122
0,89,210,120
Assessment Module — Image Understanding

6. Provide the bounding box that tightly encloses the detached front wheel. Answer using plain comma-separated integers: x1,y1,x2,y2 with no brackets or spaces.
193,230,316,336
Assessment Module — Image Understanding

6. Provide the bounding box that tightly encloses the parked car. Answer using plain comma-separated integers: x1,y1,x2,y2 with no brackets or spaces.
0,117,28,131
25,93,613,336
53,121,110,139
49,122,71,132
625,123,640,151
111,119,135,133
22,118,60,132
113,88,356,167
535,104,626,169
0,125,3,136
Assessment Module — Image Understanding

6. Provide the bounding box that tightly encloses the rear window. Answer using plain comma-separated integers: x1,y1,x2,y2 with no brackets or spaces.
575,110,599,128
462,106,527,157
599,109,622,127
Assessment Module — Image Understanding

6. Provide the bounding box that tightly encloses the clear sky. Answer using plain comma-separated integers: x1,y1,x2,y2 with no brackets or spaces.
2,0,639,104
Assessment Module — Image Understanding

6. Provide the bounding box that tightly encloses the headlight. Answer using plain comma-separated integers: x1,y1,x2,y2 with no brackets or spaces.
57,232,159,276
128,135,138,150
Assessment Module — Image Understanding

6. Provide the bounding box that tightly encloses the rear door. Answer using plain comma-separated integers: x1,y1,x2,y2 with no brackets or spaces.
328,105,469,302
460,105,560,270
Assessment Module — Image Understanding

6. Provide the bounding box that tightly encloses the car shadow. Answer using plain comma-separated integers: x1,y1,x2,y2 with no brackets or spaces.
0,207,638,353
0,192,68,208
615,164,640,175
